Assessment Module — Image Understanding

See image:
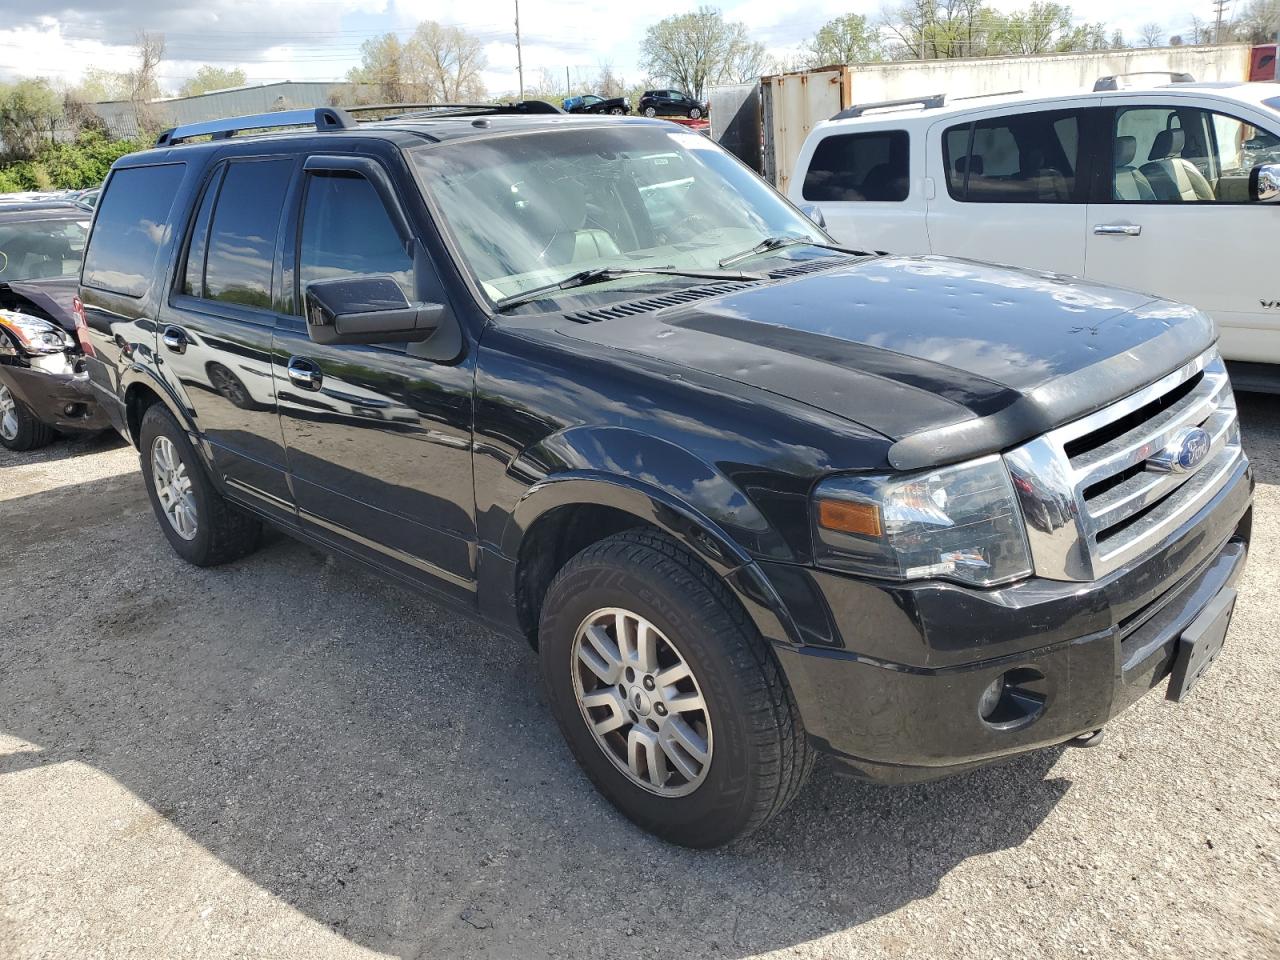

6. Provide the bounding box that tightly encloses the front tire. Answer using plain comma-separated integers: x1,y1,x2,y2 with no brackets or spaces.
0,381,55,452
138,405,261,567
688,107,702,119
539,530,813,847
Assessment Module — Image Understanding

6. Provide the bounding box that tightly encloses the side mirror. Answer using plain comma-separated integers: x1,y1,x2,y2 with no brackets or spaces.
1250,163,1280,202
800,203,827,229
304,276,444,346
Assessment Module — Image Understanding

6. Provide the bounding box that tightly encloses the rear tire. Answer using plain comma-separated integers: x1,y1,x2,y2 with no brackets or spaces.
643,106,657,118
539,529,813,847
138,404,261,567
0,382,56,452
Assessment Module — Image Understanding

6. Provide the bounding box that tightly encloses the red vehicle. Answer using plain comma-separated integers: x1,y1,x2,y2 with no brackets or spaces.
1250,44,1277,82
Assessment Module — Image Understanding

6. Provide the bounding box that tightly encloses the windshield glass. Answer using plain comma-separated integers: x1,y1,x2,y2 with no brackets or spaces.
410,125,824,306
0,217,89,283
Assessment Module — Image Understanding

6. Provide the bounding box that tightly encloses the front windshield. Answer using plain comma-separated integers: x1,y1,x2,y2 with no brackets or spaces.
0,218,89,283
410,125,824,305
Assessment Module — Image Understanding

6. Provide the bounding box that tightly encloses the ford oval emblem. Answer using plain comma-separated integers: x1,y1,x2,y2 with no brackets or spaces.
1147,427,1213,475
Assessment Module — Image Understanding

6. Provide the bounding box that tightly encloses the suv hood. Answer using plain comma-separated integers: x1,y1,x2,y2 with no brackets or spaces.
1,278,78,334
561,255,1215,469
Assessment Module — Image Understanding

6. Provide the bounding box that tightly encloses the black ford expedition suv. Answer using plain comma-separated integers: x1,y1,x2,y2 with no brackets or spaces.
79,106,1253,847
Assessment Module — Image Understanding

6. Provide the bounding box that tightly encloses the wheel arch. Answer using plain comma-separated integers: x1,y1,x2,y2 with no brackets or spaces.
121,366,197,450
506,472,801,651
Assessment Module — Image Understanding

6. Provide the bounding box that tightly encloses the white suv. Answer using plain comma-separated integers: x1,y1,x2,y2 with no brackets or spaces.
788,79,1280,388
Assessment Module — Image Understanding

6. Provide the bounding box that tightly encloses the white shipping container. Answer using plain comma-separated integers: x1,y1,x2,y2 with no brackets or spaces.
756,44,1257,193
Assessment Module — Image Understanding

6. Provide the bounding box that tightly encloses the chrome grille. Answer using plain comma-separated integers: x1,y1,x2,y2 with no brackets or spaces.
1005,350,1244,581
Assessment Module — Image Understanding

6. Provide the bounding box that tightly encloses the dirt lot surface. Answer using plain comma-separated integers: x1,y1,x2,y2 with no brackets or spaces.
1,400,1277,960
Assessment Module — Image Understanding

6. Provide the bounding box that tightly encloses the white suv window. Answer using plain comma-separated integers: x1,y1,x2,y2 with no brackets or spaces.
1112,105,1280,203
801,130,909,202
943,110,1082,203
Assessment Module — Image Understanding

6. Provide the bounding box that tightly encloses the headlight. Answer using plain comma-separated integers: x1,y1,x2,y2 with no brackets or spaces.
0,310,72,355
811,455,1033,587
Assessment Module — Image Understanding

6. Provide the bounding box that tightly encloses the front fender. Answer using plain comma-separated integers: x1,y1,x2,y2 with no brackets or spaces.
502,427,807,648
507,426,796,562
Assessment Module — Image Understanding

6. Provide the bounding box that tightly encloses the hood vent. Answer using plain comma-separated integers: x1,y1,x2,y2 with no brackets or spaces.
563,282,752,324
767,254,866,279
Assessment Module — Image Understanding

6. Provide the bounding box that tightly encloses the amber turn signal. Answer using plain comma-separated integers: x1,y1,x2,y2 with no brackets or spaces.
816,498,882,537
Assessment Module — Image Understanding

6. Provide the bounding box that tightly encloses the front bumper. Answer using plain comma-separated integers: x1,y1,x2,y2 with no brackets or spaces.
0,362,111,433
768,456,1253,784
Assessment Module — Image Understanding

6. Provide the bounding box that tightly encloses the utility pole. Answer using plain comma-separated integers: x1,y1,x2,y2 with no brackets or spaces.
514,0,525,99
566,66,570,97
1212,0,1230,43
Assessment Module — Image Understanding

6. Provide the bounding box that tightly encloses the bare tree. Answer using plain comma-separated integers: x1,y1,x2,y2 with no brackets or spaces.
347,23,487,104
128,31,165,134
640,6,766,100
1234,0,1280,42
1139,22,1165,46
410,21,487,102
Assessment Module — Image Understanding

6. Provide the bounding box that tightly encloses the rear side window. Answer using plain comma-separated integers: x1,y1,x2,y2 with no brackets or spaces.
82,163,185,297
299,172,413,300
802,130,910,202
944,110,1082,203
199,158,294,309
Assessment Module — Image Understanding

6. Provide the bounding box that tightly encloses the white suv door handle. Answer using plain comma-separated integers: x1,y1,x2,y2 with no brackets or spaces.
1093,223,1142,237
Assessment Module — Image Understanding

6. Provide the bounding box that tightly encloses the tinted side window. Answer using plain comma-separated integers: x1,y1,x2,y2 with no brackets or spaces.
802,130,909,202
203,158,293,309
82,163,185,297
944,110,1081,203
299,172,413,301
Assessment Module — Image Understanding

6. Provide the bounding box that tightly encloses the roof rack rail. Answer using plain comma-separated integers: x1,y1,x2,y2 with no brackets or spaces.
831,94,945,121
155,107,354,147
953,89,1023,101
345,100,563,120
1094,71,1195,91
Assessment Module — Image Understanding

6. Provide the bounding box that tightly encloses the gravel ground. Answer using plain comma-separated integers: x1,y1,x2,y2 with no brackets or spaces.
1,400,1277,960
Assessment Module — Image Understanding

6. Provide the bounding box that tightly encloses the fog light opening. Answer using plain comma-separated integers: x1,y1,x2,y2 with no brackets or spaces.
978,667,1048,731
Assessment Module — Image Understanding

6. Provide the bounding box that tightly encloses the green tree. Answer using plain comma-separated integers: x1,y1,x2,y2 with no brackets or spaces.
804,13,882,67
346,33,413,102
0,79,62,160
179,66,247,98
640,6,766,100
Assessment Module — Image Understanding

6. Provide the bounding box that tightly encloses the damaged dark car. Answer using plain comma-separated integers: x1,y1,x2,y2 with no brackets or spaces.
0,201,109,451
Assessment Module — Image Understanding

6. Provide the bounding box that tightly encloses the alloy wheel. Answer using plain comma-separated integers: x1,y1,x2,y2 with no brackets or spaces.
0,384,18,442
151,435,199,541
571,607,713,797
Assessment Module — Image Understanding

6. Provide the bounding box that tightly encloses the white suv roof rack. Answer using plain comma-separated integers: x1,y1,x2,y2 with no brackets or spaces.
1094,71,1195,91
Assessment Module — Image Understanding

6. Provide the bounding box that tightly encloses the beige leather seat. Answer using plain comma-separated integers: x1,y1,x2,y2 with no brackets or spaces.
1113,136,1156,201
1140,129,1214,202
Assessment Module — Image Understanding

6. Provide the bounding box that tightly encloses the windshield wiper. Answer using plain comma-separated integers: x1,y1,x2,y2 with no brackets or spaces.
718,235,856,268
493,266,768,312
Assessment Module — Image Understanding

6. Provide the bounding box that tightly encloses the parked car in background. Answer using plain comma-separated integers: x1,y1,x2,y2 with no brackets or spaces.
563,94,630,115
788,78,1280,392
82,105,1250,847
639,89,706,119
0,201,109,450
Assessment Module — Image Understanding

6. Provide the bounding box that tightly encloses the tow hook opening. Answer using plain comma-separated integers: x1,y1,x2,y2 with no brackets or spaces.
978,667,1048,731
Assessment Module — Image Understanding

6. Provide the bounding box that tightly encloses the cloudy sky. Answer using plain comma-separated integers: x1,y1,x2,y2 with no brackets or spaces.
0,0,1226,98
